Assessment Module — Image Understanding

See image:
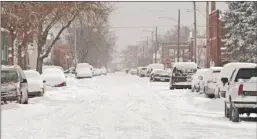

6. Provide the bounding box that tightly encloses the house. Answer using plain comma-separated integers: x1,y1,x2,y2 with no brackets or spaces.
53,44,73,69
1,28,10,65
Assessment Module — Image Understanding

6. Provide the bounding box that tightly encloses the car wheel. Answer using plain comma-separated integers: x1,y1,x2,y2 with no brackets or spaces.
17,92,22,104
170,85,174,90
225,102,230,118
39,88,44,97
230,104,240,122
191,86,194,92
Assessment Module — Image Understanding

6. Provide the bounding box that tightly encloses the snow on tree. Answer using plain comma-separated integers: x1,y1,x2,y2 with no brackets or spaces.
222,2,257,62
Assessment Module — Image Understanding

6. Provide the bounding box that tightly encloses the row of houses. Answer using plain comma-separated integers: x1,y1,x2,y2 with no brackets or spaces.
1,27,74,70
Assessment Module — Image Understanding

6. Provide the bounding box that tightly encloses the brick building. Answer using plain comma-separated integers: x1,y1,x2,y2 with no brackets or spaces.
53,44,73,69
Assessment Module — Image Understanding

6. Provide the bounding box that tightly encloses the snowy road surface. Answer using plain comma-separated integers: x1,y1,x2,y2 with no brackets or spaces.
2,72,257,139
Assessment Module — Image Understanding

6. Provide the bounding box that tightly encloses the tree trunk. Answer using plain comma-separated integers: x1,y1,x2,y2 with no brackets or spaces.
10,32,16,65
37,57,43,74
17,46,22,67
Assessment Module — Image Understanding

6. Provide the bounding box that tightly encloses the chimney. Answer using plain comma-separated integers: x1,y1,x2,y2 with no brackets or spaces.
211,1,216,12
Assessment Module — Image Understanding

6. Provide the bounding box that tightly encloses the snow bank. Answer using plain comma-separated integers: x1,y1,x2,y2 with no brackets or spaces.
188,93,224,112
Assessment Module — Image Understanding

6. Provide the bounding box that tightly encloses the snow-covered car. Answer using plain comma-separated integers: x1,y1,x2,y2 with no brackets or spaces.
24,70,45,97
100,67,107,75
139,67,148,77
1,65,29,104
150,69,170,82
191,68,208,92
216,62,257,98
43,65,64,72
169,62,198,89
41,68,66,87
146,63,165,77
129,69,137,75
223,67,257,122
75,63,93,78
200,67,223,98
93,68,101,76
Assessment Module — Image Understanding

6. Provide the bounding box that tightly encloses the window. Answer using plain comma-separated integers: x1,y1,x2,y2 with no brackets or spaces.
235,68,257,82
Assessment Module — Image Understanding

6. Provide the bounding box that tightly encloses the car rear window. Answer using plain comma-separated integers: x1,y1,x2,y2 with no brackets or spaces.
235,68,257,81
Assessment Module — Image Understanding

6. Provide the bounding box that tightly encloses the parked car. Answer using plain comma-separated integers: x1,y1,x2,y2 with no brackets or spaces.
43,65,64,72
222,66,257,122
101,67,107,75
150,69,170,82
24,70,46,97
138,67,148,77
75,63,93,78
1,65,29,104
129,69,137,75
199,67,223,98
169,62,198,89
191,68,208,92
93,68,101,76
216,62,257,98
41,68,66,87
146,63,165,77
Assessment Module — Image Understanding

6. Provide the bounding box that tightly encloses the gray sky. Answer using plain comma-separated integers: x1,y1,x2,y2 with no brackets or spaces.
109,2,228,51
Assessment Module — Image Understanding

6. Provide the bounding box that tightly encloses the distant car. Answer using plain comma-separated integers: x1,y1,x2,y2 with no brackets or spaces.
191,68,208,92
41,68,66,87
139,67,148,77
24,70,46,97
1,65,29,104
129,69,137,75
93,68,101,76
169,62,198,89
200,67,223,98
150,69,170,82
43,65,64,72
75,63,93,78
101,68,107,75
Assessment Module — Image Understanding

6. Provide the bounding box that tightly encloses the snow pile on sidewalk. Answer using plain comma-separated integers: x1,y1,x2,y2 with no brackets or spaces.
187,93,224,112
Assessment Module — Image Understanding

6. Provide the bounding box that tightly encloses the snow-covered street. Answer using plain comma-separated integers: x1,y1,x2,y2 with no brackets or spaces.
2,72,257,139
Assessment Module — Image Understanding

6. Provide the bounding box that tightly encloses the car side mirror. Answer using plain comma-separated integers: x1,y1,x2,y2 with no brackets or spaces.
21,79,27,83
43,80,46,83
221,77,228,84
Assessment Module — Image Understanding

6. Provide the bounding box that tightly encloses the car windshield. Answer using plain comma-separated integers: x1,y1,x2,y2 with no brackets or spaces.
1,70,19,83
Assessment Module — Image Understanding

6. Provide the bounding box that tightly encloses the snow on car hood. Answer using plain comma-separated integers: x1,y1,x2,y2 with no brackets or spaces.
27,79,43,88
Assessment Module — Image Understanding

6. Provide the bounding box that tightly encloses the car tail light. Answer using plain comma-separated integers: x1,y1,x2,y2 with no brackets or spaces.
238,84,243,96
59,82,66,87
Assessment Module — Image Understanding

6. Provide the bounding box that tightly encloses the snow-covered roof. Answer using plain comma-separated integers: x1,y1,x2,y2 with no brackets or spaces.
220,62,257,78
172,62,198,70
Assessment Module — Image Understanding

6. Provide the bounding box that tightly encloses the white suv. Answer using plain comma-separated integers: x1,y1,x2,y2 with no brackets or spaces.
223,66,257,122
1,65,29,104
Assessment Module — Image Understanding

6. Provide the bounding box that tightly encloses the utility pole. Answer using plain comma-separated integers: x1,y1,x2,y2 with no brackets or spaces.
151,31,154,64
193,1,197,63
177,9,181,62
206,1,209,68
155,26,158,63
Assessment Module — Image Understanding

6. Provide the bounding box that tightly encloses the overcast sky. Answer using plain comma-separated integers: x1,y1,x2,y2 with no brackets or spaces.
109,2,228,52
